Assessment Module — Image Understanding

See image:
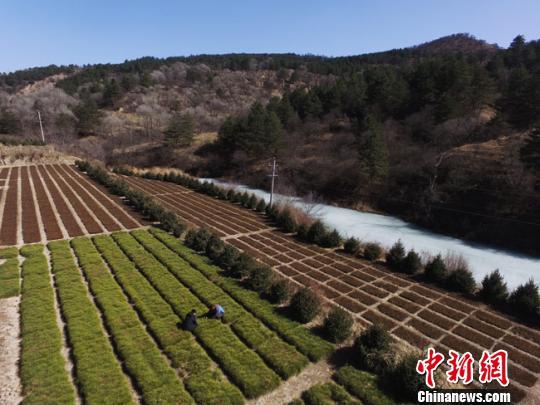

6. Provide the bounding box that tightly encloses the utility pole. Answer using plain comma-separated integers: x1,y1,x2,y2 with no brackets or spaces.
268,156,278,206
37,111,45,143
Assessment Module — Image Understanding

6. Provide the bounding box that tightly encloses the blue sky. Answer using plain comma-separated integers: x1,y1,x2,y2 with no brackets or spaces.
2,0,540,73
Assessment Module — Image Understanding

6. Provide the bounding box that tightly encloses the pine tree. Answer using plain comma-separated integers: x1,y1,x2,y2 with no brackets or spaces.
357,116,389,185
102,79,121,108
164,114,196,147
74,99,104,136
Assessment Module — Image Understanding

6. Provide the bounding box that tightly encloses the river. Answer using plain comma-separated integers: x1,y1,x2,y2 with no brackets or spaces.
203,178,540,289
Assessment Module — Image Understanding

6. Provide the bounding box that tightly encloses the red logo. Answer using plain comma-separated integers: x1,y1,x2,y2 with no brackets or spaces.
478,350,509,387
417,349,509,388
416,347,445,388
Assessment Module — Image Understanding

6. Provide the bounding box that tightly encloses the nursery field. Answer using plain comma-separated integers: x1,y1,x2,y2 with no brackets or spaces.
0,228,336,404
122,174,540,402
0,164,142,247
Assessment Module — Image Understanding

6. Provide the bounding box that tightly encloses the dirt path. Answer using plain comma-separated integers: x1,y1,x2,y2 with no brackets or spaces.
248,360,334,405
0,296,22,405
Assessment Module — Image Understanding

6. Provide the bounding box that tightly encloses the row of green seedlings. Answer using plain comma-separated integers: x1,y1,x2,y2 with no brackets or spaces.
290,382,360,405
381,240,540,323
0,247,19,298
128,230,309,379
91,234,244,404
48,240,135,404
76,160,186,236
184,227,354,344
19,244,76,405
149,227,335,362
70,237,194,404
108,231,281,398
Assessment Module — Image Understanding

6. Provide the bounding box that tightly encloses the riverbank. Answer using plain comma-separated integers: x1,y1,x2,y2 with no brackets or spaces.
204,178,540,289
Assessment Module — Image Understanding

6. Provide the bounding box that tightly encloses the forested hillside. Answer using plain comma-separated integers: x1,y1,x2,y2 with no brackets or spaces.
1,33,539,254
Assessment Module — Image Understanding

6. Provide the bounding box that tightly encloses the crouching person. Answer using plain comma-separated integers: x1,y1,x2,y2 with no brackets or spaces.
207,304,225,320
182,309,198,331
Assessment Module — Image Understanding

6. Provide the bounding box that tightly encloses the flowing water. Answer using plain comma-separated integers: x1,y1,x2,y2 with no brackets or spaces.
203,178,540,289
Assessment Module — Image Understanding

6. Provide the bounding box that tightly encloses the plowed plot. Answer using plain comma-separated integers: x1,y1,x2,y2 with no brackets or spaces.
130,175,540,401
0,164,143,246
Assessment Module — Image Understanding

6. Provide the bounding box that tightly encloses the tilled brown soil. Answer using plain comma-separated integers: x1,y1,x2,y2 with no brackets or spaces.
124,175,540,402
0,164,144,246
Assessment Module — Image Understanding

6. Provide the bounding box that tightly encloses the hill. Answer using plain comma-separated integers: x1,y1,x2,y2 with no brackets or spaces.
0,33,539,254
413,33,499,55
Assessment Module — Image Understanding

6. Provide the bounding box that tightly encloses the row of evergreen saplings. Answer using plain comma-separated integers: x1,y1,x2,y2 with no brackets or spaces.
91,234,244,404
150,227,335,361
77,161,186,236
125,168,344,248
184,227,353,343
384,240,540,322
110,165,540,324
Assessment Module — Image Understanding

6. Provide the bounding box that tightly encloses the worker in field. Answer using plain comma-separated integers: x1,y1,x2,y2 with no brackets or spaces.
182,309,198,331
207,304,225,320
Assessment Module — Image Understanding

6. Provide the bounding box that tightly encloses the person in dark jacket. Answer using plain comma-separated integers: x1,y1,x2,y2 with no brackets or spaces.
182,309,198,331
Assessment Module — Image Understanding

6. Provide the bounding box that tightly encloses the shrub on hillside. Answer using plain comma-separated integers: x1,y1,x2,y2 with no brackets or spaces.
245,265,274,294
323,307,353,343
269,279,293,304
184,228,212,252
386,240,405,270
265,204,279,220
509,279,540,319
277,208,298,233
363,243,382,262
320,229,342,248
230,252,257,279
256,199,267,212
247,194,258,209
205,234,225,261
216,188,227,200
354,324,391,353
239,192,250,207
290,288,321,323
296,224,309,241
446,267,476,295
226,189,236,201
479,270,508,305
401,250,422,275
159,211,186,237
384,355,426,402
307,220,327,245
343,237,360,255
354,325,392,374
424,255,447,283
215,245,239,270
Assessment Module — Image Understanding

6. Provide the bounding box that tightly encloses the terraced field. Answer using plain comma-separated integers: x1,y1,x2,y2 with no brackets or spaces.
1,163,539,403
1,228,333,404
122,174,540,402
0,164,143,246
